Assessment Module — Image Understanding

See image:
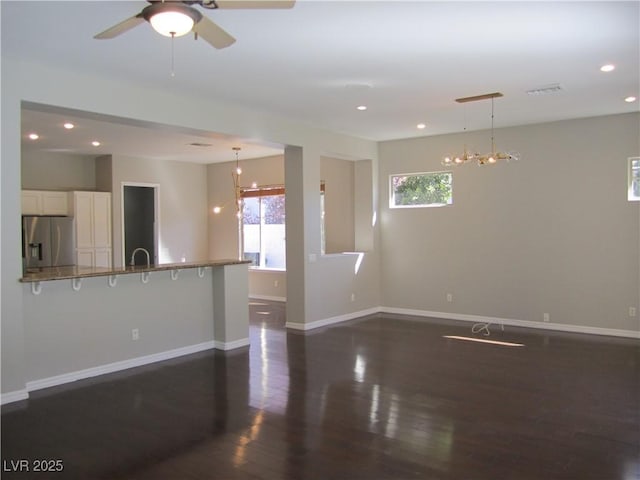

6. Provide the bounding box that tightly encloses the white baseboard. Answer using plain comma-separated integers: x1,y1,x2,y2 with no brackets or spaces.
286,307,381,331
382,307,640,339
213,338,250,351
249,294,286,303
1,389,29,405
23,341,217,395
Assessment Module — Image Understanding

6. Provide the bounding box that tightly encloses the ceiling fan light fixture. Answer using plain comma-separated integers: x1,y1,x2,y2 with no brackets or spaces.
144,4,202,38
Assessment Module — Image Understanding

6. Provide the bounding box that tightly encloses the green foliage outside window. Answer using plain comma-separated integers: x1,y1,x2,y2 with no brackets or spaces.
390,172,452,207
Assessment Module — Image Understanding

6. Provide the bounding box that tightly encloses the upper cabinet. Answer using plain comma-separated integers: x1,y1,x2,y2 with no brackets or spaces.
21,190,69,216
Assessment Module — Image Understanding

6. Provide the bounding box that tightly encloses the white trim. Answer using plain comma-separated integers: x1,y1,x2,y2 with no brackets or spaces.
1,389,29,405
286,307,381,331
382,307,640,339
25,341,216,393
250,294,286,302
213,338,250,351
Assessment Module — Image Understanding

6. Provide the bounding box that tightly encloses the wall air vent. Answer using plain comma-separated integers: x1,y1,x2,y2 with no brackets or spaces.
189,142,213,147
526,83,564,96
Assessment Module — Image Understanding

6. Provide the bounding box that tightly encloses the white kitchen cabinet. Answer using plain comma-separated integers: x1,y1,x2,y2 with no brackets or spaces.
94,248,112,268
70,191,112,267
22,190,69,215
76,249,95,267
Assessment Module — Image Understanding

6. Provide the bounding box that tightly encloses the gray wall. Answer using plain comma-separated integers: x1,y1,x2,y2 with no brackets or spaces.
22,270,215,384
379,113,640,332
321,156,355,253
21,150,96,190
109,155,209,267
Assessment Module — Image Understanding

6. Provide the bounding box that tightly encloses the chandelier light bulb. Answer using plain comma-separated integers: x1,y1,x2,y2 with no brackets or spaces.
236,167,242,175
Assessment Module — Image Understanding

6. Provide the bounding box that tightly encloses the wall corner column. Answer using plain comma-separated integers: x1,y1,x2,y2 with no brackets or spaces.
212,264,250,350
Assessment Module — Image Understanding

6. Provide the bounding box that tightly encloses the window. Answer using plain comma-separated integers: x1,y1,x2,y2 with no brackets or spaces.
241,183,326,269
390,171,452,208
629,157,640,201
242,186,286,269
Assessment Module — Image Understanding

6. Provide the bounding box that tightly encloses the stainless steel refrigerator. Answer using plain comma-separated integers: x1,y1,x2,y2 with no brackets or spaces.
22,216,75,270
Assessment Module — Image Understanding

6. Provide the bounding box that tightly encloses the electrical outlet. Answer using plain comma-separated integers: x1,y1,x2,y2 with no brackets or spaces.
132,328,139,341
543,313,550,322
351,293,356,302
630,307,637,317
274,280,279,288
446,293,453,303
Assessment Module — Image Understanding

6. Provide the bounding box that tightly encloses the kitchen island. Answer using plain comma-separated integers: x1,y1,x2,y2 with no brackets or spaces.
19,259,251,396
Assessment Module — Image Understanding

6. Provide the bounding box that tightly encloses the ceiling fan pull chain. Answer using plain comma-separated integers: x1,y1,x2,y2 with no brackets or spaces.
170,32,176,77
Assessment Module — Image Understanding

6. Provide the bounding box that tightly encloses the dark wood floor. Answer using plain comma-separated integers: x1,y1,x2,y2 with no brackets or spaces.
2,302,639,479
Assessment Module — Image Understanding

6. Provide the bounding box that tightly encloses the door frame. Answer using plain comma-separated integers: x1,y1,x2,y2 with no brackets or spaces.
121,182,160,267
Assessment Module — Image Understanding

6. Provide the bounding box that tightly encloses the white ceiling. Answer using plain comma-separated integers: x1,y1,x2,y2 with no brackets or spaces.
3,1,639,164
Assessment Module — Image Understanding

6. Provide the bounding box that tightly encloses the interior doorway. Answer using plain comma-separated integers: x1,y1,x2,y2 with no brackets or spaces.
123,184,158,266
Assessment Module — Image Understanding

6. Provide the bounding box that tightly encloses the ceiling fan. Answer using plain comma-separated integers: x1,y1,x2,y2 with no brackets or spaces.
94,0,295,49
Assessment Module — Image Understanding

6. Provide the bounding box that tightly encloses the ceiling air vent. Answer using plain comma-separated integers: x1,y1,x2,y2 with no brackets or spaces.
526,83,564,96
189,142,213,147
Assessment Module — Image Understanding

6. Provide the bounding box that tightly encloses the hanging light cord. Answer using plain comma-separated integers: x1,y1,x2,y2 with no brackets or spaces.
170,32,176,77
490,97,496,154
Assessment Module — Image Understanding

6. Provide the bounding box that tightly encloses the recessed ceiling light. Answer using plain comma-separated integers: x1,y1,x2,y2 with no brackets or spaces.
624,96,637,103
600,64,615,72
356,105,367,111
91,141,101,147
416,123,426,130
212,206,222,214
28,133,39,140
63,122,75,129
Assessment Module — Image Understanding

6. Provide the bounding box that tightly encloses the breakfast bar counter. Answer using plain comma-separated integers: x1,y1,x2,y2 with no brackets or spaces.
20,259,250,282
20,259,251,392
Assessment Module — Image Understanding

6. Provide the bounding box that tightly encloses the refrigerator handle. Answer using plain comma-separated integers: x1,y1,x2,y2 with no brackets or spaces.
38,243,43,261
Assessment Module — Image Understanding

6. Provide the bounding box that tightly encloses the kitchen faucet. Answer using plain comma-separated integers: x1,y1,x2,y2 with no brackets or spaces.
130,247,151,268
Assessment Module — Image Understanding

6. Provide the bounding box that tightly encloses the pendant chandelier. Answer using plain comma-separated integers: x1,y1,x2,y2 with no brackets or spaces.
232,147,244,261
443,92,519,167
232,147,243,219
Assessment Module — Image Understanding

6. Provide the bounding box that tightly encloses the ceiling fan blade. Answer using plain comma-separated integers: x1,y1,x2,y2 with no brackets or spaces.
193,16,236,49
215,0,295,9
94,14,145,39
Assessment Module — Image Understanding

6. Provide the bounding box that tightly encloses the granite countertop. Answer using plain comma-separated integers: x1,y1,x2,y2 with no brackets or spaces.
20,259,251,283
